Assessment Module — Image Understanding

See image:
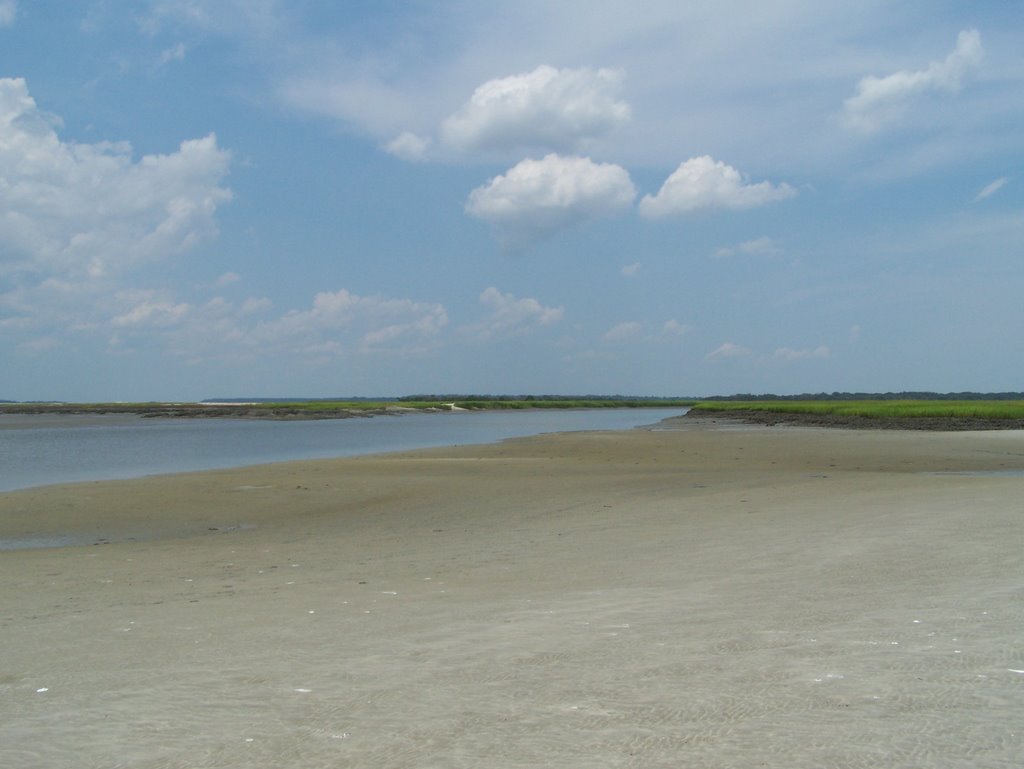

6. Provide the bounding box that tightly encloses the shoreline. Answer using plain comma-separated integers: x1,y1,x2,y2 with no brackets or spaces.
5,401,1024,430
3,422,1023,767
0,403,419,421
0,408,685,495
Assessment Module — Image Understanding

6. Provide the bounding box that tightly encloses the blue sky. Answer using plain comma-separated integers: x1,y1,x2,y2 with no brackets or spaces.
1,1,1022,400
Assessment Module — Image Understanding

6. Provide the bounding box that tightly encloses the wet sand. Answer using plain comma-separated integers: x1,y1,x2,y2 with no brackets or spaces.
2,421,1023,768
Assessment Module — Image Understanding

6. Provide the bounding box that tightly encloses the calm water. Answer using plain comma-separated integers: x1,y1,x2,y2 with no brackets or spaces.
0,408,683,492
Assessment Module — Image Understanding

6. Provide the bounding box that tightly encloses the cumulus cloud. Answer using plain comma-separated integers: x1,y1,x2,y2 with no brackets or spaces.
602,321,642,343
0,78,232,285
239,296,272,316
384,131,431,162
463,287,564,340
159,42,187,64
639,156,795,218
713,236,781,259
112,298,191,328
213,271,241,287
466,153,636,250
706,342,750,361
19,336,59,353
251,289,448,354
441,65,630,154
662,319,689,337
8,279,448,365
843,29,983,133
973,177,1008,202
0,1,15,27
773,345,830,361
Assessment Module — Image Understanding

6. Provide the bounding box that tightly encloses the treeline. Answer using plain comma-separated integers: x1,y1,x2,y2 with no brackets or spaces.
701,392,1024,401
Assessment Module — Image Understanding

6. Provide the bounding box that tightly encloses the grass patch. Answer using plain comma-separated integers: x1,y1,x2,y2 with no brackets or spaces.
689,400,1024,420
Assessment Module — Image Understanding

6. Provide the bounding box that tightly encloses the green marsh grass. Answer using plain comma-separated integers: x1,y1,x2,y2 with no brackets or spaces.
689,400,1024,420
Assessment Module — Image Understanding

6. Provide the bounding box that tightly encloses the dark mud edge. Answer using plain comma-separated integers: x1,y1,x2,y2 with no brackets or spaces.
0,404,417,420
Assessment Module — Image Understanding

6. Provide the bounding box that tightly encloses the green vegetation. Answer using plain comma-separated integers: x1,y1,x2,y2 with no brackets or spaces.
699,391,1024,402
0,397,694,419
7,396,1023,422
689,400,1024,420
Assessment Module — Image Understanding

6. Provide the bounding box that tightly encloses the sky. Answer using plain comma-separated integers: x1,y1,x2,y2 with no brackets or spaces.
1,1,1022,401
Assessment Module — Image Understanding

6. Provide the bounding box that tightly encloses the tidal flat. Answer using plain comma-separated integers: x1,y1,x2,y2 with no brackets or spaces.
2,421,1023,768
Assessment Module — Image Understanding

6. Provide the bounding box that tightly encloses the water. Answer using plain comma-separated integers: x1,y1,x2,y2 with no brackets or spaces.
0,408,683,493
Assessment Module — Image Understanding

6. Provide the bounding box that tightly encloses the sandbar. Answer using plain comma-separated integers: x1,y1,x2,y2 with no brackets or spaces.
2,421,1023,767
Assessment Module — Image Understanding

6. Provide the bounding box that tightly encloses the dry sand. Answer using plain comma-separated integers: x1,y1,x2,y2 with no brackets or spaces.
2,419,1023,768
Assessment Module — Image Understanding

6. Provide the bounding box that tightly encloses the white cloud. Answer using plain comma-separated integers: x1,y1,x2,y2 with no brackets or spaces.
602,321,642,343
159,42,187,64
0,78,232,285
662,319,689,337
137,5,1015,180
974,177,1008,202
466,153,636,250
713,236,781,258
7,280,447,365
639,156,795,218
843,29,983,133
620,262,641,277
18,336,59,353
213,271,241,287
112,298,191,328
239,296,272,316
251,289,448,354
279,73,417,139
464,287,564,340
384,131,432,162
441,65,630,154
139,0,280,38
706,342,750,361
0,1,15,27
773,345,830,361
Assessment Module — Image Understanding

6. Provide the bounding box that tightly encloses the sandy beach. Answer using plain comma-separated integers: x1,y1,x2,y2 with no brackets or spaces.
2,417,1023,768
